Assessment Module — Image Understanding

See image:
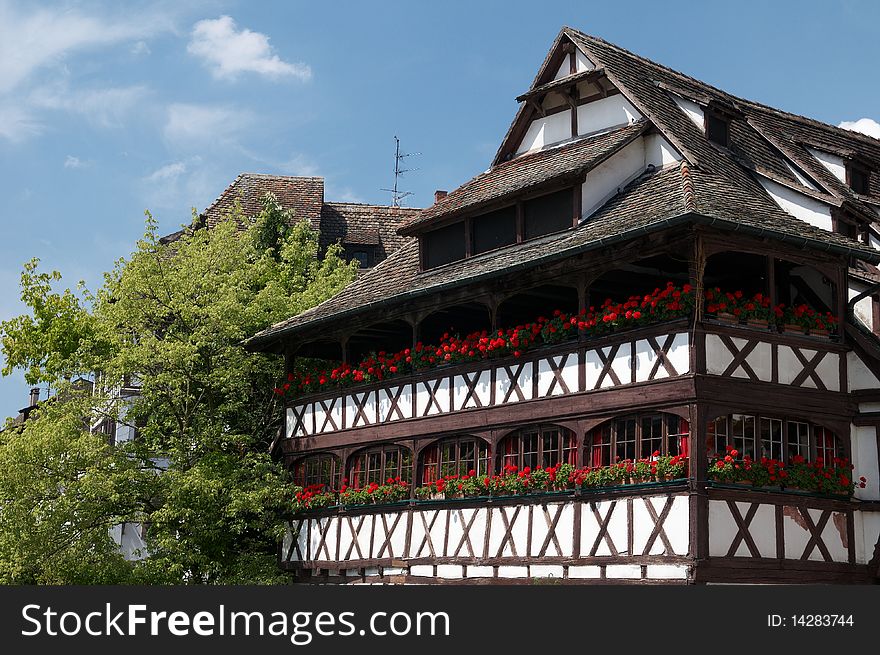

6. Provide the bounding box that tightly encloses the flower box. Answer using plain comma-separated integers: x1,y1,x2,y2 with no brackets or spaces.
715,311,739,324
782,323,804,334
746,318,769,329
809,328,830,338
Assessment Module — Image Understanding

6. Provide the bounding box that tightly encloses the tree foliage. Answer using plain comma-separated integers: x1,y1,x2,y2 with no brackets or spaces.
0,194,357,583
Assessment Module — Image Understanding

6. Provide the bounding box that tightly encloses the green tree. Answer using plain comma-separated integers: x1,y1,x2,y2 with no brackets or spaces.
0,194,358,584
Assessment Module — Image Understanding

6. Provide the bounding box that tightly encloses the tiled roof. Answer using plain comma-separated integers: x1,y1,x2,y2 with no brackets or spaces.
163,174,419,260
201,174,324,231
245,28,880,349
398,121,647,234
319,202,418,261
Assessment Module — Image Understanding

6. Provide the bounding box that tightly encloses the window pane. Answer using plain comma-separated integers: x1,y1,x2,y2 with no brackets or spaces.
423,222,466,269
542,428,560,468
524,189,572,239
590,425,611,467
730,414,756,458
787,421,810,460
640,415,663,458
760,418,783,460
616,418,637,461
523,432,539,470
472,206,516,254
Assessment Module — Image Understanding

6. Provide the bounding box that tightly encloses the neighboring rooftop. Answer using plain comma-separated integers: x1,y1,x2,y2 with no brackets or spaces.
163,173,420,267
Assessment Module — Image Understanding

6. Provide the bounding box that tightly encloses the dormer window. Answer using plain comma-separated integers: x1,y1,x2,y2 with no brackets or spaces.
847,162,870,195
419,187,577,270
705,110,729,147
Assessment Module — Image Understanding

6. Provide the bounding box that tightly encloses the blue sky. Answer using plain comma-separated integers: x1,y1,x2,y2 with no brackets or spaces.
1,0,878,419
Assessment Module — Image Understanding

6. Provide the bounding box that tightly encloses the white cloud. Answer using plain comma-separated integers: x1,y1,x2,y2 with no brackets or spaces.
131,40,151,56
838,118,880,140
164,103,253,145
145,161,187,183
187,15,311,81
64,155,85,169
279,153,320,177
0,3,173,94
29,83,149,128
0,104,42,142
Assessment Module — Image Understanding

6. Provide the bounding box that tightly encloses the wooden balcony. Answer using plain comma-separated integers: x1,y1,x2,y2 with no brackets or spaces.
282,319,859,450
281,482,879,584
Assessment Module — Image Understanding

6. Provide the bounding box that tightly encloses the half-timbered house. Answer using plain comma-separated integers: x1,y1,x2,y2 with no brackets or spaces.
246,28,880,584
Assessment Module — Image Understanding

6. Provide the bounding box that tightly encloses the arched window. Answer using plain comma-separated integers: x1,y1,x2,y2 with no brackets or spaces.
587,414,689,467
707,414,842,463
293,453,342,491
419,436,490,484
349,445,413,488
497,425,576,472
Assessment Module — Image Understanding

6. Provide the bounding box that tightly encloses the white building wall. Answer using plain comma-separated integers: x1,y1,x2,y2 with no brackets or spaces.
807,147,847,183
581,138,646,218
672,95,704,130
852,424,879,501
849,281,875,332
576,94,641,137
516,109,572,154
757,177,834,231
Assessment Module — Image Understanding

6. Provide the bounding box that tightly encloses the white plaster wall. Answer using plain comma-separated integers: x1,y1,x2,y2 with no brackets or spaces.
575,49,594,72
576,94,641,137
537,352,579,396
644,133,682,169
854,512,880,565
807,147,847,183
285,406,297,438
568,565,602,579
530,564,565,578
848,352,880,391
516,109,572,154
495,361,533,403
581,138,646,219
852,424,879,501
633,334,691,382
758,177,834,231
416,377,450,416
849,282,875,332
646,564,688,580
632,496,688,555
710,501,774,558
736,339,771,381
467,565,494,578
552,57,570,81
378,385,413,422
815,353,840,391
672,95,704,130
784,160,820,191
668,333,691,375
606,564,641,579
452,371,491,410
610,341,633,388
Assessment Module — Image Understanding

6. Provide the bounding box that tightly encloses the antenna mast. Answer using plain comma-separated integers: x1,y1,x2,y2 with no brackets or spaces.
381,136,419,207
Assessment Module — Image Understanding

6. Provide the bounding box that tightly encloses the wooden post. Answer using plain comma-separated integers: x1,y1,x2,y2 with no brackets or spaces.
688,402,709,569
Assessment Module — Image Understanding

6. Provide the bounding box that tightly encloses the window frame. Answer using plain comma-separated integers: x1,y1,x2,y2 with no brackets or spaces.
293,453,343,491
348,444,413,488
587,412,690,467
419,435,491,484
707,413,843,464
846,161,870,195
497,424,577,472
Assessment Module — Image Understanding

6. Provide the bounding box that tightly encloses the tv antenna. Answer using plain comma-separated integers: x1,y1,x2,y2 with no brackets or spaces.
380,136,419,207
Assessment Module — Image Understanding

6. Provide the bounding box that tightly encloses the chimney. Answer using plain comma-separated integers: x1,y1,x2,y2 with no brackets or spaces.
433,190,448,204
29,387,40,407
